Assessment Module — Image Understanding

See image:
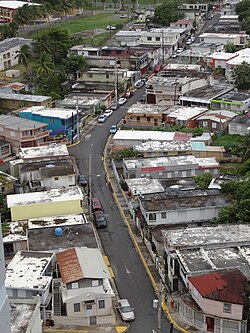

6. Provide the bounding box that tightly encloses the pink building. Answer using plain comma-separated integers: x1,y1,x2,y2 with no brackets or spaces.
0,115,49,154
188,270,247,332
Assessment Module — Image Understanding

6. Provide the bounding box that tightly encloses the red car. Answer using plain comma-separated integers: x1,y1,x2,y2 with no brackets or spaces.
123,91,133,98
91,197,102,212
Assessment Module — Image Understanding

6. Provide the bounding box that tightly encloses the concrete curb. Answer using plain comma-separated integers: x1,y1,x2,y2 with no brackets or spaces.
103,139,190,333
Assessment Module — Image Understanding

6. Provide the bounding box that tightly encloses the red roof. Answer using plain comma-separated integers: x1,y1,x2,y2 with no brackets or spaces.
189,270,246,305
56,248,83,284
176,19,192,25
173,132,192,141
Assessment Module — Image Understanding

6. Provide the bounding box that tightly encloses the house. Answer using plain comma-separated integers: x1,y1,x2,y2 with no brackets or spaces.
134,140,225,161
145,69,209,105
68,45,101,57
199,32,248,47
138,188,228,227
7,186,83,221
208,15,241,33
0,170,17,194
0,139,12,161
228,114,250,136
210,90,250,114
0,227,11,333
0,38,31,70
57,94,103,113
225,48,250,83
123,104,169,129
10,297,42,333
165,106,208,128
206,51,237,69
0,93,52,110
0,1,40,23
54,247,115,326
0,81,28,94
179,84,234,108
123,155,220,179
19,106,78,142
5,250,55,322
179,3,209,19
162,224,250,292
195,109,236,132
112,130,192,150
18,157,77,192
27,214,98,252
171,19,193,30
0,115,49,153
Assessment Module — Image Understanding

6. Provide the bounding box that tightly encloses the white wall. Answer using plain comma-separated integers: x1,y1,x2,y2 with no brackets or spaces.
41,175,76,188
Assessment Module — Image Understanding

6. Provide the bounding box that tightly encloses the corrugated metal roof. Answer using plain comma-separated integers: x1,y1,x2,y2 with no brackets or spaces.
57,248,83,284
189,270,246,304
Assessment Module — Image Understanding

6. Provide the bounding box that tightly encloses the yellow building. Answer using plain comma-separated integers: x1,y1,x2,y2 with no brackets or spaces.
7,186,83,221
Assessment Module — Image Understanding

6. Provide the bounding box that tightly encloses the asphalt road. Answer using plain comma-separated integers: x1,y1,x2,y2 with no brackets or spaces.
69,88,175,333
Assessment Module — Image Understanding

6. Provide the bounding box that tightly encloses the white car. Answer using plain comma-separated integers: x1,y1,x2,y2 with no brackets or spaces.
117,299,135,322
118,97,127,105
135,79,144,88
104,109,113,117
98,114,107,123
106,25,116,30
186,39,192,45
176,48,184,53
171,52,177,58
120,14,127,18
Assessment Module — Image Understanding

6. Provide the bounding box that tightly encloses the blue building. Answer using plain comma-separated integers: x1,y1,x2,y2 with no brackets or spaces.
19,106,78,142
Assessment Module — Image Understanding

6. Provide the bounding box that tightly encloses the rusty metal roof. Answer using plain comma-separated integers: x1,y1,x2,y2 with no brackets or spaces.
56,248,83,284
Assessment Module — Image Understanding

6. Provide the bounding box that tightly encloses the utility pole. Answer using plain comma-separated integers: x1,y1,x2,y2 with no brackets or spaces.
161,30,165,65
76,97,79,142
115,59,118,104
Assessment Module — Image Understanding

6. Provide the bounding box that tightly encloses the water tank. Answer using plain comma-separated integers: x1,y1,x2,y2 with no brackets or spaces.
54,227,63,237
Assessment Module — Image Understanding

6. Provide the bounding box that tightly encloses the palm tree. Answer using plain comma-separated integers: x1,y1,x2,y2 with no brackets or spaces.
33,35,56,61
239,133,250,161
15,44,33,73
33,52,54,76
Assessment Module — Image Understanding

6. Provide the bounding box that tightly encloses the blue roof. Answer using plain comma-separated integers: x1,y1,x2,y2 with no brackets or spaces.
191,141,206,151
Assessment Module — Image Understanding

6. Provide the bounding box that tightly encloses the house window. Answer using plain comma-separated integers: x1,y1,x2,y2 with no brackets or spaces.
71,282,79,289
98,299,105,309
54,177,59,181
106,74,109,79
223,303,231,313
74,303,81,312
87,73,93,78
149,213,156,221
147,117,151,122
86,304,93,310
161,212,166,219
10,131,16,137
156,37,160,41
92,280,99,287
137,116,140,122
147,37,152,41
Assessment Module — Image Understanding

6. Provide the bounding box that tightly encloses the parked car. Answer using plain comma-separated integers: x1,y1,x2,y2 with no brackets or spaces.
91,197,102,212
123,90,133,98
104,109,113,117
78,174,88,186
141,77,148,83
109,125,118,134
186,39,192,45
117,299,135,322
106,25,116,30
171,52,177,58
176,47,184,53
110,103,119,110
135,79,144,88
120,13,127,18
118,97,127,105
93,210,107,228
98,114,107,123
207,14,213,20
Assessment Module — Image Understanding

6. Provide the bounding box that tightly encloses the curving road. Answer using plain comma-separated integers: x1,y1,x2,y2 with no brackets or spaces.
69,89,174,333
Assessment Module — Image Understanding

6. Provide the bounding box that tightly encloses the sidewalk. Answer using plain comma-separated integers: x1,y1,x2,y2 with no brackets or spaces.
104,144,200,333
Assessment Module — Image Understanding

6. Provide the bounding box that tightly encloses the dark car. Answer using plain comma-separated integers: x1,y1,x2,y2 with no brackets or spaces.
91,196,102,212
110,103,119,110
78,174,88,186
93,210,107,228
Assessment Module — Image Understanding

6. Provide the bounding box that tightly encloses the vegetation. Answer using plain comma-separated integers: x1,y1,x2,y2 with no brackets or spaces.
212,133,246,155
233,61,250,90
236,0,250,33
213,175,250,224
110,148,140,161
193,173,213,189
0,192,10,224
224,42,239,53
165,124,204,137
154,0,184,26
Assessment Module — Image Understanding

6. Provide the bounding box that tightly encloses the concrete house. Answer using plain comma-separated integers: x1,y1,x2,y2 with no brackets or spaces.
165,106,208,128
54,247,115,326
225,48,250,83
206,51,237,69
187,270,247,332
228,114,250,136
0,170,17,194
0,115,49,153
138,188,228,227
5,250,55,322
68,46,101,57
122,155,220,180
0,1,39,23
210,90,250,114
0,37,31,70
0,139,12,161
199,32,248,47
18,158,76,192
19,106,78,142
7,186,83,221
0,93,53,110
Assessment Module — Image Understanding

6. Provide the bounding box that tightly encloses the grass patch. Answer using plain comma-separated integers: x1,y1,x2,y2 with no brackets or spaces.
82,31,115,46
212,134,245,154
220,162,242,175
56,13,127,34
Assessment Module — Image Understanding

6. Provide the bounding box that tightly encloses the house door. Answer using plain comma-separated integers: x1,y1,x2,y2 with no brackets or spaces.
206,316,214,332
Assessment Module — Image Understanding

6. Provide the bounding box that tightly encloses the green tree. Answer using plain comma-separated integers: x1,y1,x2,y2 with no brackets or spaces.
239,159,250,175
239,134,250,161
62,55,87,77
193,173,213,189
33,52,54,76
33,35,56,61
224,42,239,53
236,0,250,21
15,44,33,73
35,72,68,98
233,61,250,90
154,0,184,26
